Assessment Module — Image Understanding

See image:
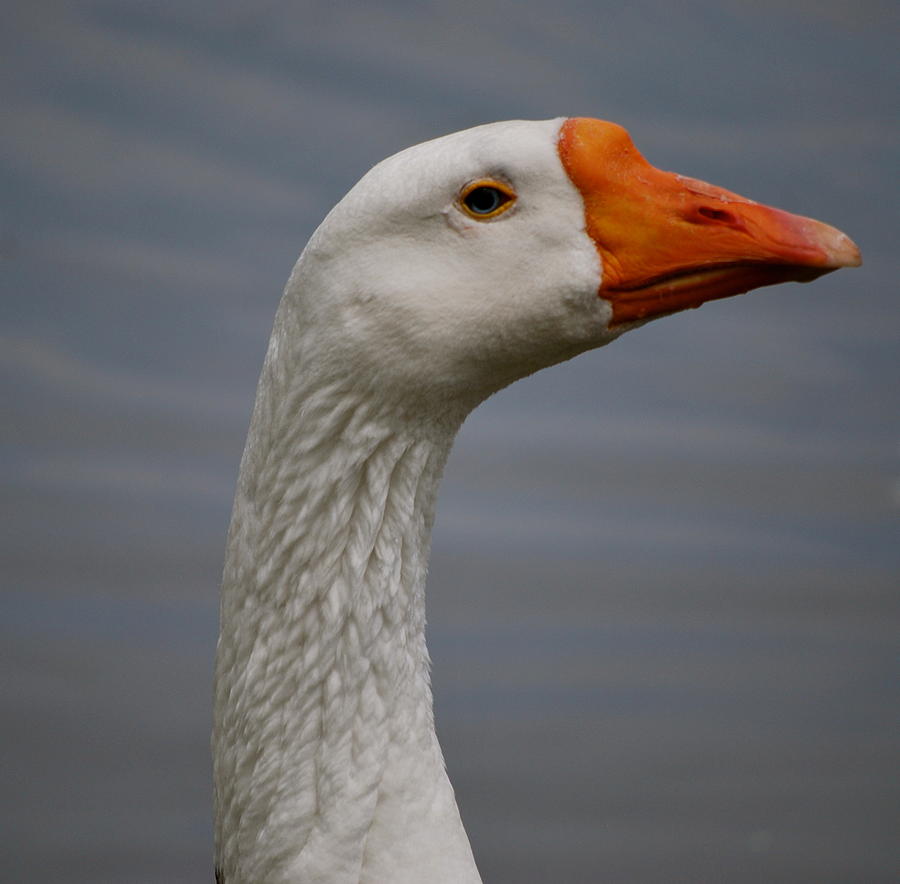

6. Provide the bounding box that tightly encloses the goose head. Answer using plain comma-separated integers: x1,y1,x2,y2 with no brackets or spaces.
282,116,859,421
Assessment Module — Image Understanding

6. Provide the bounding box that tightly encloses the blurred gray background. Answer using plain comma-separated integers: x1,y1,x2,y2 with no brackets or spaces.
2,1,898,882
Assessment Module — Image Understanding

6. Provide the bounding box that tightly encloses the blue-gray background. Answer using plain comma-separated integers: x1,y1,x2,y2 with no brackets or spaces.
3,2,898,882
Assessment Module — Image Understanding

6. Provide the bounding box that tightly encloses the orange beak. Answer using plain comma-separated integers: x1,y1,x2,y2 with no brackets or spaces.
558,118,861,325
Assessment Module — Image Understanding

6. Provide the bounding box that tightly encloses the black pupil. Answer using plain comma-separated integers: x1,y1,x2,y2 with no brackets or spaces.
465,186,504,214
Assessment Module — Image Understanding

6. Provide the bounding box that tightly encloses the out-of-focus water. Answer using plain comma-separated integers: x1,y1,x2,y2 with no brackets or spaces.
2,2,898,881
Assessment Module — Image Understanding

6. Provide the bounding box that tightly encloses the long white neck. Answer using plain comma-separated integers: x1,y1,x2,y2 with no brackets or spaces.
213,308,481,883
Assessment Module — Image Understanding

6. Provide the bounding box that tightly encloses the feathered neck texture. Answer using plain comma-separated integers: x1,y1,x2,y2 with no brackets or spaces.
213,307,481,883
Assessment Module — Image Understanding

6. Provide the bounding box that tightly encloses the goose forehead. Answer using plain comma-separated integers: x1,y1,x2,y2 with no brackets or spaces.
354,118,569,201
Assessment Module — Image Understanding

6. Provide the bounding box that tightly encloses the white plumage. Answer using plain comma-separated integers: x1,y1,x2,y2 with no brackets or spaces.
213,118,859,883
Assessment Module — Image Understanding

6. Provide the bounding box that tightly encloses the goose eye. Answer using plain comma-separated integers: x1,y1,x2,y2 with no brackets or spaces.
459,179,516,220
465,187,504,214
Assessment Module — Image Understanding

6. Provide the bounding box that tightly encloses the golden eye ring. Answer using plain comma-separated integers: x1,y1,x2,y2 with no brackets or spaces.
458,179,517,220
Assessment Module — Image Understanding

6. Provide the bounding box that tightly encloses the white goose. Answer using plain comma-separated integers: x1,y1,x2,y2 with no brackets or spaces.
213,117,859,884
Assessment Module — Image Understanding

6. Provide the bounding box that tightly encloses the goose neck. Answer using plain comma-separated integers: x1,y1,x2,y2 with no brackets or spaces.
214,386,477,882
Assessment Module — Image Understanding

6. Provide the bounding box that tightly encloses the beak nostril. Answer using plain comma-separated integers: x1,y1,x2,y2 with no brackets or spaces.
697,206,738,225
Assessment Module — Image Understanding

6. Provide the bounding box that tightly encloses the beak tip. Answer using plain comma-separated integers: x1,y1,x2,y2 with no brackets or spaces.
819,225,862,269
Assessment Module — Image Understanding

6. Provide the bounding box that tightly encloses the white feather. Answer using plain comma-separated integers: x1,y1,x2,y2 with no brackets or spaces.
214,119,632,883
